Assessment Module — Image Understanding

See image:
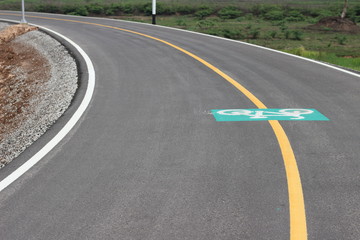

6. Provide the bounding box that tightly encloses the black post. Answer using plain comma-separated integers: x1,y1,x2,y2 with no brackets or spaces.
152,14,156,25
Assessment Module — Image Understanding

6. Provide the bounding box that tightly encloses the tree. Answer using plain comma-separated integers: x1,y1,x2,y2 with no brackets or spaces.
341,0,348,19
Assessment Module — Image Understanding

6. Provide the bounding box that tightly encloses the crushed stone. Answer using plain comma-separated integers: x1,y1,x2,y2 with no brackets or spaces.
0,22,8,31
0,25,78,168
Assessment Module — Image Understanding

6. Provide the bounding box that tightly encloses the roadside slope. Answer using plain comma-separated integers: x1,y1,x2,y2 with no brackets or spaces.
0,23,77,167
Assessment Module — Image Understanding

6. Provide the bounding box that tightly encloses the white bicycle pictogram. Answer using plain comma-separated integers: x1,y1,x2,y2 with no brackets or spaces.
217,109,314,120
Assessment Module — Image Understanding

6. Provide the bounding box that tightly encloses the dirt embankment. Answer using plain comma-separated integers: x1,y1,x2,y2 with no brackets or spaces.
0,25,50,148
307,17,360,33
0,23,78,168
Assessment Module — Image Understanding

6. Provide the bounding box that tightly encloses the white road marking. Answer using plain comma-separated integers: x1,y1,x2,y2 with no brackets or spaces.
217,109,314,119
0,20,96,192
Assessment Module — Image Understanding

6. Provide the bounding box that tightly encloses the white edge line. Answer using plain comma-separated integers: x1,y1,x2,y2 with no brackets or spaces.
3,10,359,79
0,19,96,192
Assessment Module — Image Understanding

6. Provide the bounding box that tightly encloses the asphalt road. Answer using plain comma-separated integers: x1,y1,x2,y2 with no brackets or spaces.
0,12,360,240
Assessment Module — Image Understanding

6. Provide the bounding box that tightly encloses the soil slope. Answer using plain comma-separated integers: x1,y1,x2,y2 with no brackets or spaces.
0,23,78,168
0,25,50,146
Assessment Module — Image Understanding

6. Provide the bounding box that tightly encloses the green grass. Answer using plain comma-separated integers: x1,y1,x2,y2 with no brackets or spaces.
113,14,360,71
154,15,360,55
285,46,360,71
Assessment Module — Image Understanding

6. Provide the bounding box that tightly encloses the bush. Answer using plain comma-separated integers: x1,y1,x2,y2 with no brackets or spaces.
105,8,115,16
264,10,284,21
269,30,278,38
235,17,244,22
354,5,360,16
251,4,281,17
274,20,288,32
205,29,223,37
218,6,243,19
280,23,288,33
284,30,291,39
250,4,263,16
174,5,196,15
176,19,187,27
222,29,244,39
354,16,360,23
316,9,335,19
292,30,303,40
210,17,221,22
87,4,104,15
63,5,78,14
249,28,261,39
130,2,148,14
245,24,253,30
348,5,360,22
77,6,89,16
110,3,123,12
306,17,318,24
123,4,135,14
35,4,60,13
142,3,152,15
103,4,123,15
197,19,216,29
299,8,320,18
335,35,347,45
245,13,254,20
64,6,88,16
285,10,305,22
195,8,214,19
155,3,175,15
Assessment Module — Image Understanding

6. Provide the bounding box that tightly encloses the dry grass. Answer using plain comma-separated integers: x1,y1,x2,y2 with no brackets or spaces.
0,24,38,44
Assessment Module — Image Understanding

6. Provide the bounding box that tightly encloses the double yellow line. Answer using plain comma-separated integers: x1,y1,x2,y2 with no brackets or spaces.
0,13,307,240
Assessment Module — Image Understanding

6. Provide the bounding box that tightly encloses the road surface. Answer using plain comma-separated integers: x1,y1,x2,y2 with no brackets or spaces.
0,11,360,240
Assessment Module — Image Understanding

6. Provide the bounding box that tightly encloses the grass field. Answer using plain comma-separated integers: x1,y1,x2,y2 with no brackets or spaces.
1,0,359,71
108,1,360,71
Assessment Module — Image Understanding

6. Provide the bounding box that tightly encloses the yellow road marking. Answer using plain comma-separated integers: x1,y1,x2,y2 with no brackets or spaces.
0,13,307,239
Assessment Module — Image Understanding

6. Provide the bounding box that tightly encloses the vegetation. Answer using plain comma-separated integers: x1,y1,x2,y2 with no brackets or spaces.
1,0,359,71
285,46,360,71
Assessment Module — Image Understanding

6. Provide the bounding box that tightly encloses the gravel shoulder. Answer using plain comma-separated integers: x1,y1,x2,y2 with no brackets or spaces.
0,22,78,168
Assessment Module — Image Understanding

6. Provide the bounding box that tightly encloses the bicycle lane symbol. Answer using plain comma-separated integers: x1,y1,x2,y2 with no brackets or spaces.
211,109,329,121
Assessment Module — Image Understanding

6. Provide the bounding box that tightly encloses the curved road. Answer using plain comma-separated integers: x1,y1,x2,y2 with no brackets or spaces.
1,12,360,240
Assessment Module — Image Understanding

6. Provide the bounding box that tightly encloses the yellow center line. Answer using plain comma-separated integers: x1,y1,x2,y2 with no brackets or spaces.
0,13,307,240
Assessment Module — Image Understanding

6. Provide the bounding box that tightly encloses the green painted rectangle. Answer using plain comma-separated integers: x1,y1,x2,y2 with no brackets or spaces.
211,109,329,121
